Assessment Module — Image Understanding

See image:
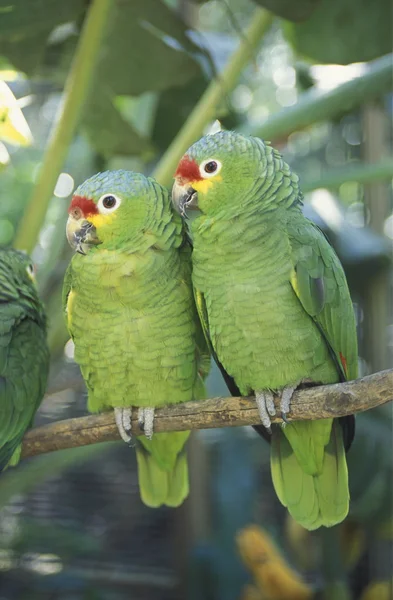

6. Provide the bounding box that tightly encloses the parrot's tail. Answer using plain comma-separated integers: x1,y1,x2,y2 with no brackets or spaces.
136,431,190,508
270,419,349,530
0,438,22,473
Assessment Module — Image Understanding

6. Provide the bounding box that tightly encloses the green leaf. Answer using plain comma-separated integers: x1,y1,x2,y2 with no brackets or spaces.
94,0,202,96
151,76,208,153
253,0,320,22
0,0,208,159
0,0,85,73
82,88,154,158
0,0,83,35
81,0,207,158
283,0,393,64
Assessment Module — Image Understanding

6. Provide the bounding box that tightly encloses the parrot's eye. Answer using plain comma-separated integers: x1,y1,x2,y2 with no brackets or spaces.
199,158,222,179
26,263,35,279
97,193,121,214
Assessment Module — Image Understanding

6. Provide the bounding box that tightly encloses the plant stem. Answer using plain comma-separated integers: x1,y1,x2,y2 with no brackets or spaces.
302,157,393,192
152,8,274,187
14,0,113,253
249,53,393,142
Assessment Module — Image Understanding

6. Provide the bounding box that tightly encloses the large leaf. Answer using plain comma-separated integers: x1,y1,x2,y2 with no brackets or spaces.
0,0,84,74
94,0,203,96
81,0,205,156
0,0,83,34
151,76,208,154
253,0,320,22
0,0,208,158
284,0,393,64
82,88,154,158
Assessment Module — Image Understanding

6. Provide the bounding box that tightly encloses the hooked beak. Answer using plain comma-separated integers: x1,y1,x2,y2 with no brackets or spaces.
66,216,100,255
172,180,199,218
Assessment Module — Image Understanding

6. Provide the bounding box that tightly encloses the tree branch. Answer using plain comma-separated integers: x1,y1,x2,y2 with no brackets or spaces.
22,370,392,460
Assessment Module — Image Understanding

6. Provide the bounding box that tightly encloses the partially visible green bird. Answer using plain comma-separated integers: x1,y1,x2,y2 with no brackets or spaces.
172,131,358,530
0,247,49,471
63,170,209,508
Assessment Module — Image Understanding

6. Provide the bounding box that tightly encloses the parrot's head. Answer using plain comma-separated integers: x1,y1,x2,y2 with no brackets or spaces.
172,130,266,218
0,247,39,299
66,170,169,253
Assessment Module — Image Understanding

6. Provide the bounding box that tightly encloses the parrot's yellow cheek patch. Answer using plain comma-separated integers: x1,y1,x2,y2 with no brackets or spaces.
191,175,222,194
87,212,116,229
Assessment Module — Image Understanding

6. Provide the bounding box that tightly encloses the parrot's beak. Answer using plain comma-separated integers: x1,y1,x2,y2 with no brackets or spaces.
172,180,199,218
66,216,100,255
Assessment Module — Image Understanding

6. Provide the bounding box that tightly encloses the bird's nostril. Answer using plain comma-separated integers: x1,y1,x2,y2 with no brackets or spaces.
71,207,82,220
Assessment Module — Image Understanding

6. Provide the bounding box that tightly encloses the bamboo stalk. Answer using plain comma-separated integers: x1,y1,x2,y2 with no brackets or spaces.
251,53,393,142
302,157,393,192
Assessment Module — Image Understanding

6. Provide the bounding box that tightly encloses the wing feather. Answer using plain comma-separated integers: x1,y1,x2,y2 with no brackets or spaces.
287,216,358,382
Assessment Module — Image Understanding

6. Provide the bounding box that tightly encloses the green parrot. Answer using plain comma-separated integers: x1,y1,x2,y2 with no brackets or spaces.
0,247,49,471
172,131,358,530
63,170,209,508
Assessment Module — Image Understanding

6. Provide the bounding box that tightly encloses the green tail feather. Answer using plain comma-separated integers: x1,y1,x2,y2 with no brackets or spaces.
271,419,349,530
0,438,22,473
136,431,190,508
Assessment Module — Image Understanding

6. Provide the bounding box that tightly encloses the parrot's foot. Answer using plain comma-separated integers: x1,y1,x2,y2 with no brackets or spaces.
255,390,276,433
255,385,298,431
137,407,155,440
279,385,296,425
114,407,133,445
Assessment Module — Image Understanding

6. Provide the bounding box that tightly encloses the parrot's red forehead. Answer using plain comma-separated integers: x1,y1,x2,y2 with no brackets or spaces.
69,195,98,217
174,155,202,183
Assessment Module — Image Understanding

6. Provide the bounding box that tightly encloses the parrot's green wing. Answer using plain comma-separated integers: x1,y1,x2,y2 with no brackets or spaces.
287,216,358,382
0,275,48,470
271,213,358,529
179,235,211,383
193,287,213,365
193,286,245,399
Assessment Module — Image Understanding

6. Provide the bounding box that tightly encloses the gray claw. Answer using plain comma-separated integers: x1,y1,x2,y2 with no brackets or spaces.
114,407,133,444
281,412,289,424
255,390,275,431
279,385,296,425
137,407,155,440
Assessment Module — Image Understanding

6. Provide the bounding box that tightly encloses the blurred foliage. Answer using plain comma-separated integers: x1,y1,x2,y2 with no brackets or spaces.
284,0,393,64
0,0,210,160
347,410,393,527
0,0,85,73
360,580,393,600
82,0,210,158
10,519,103,559
236,525,313,599
0,444,110,508
252,0,320,23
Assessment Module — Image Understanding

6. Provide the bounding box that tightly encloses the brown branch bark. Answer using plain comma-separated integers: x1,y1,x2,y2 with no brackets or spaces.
22,370,393,460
